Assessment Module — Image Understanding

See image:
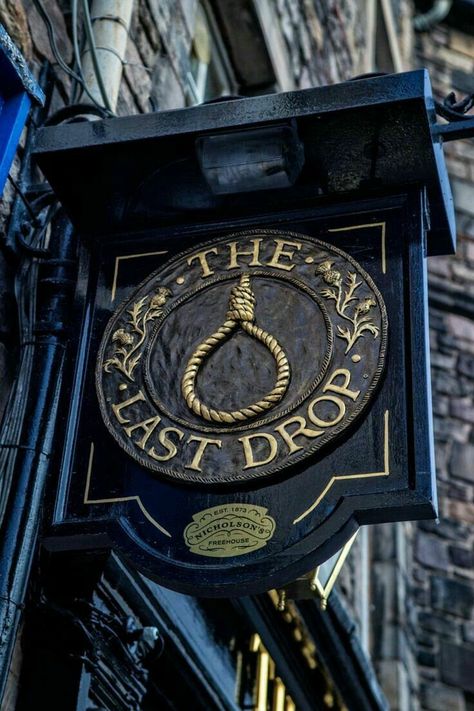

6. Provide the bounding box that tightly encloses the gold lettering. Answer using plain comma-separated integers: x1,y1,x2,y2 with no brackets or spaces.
227,239,262,270
149,427,184,461
266,239,301,271
307,395,345,428
187,248,218,278
124,415,161,449
185,435,222,472
239,432,278,469
274,416,322,454
111,391,146,424
323,368,361,401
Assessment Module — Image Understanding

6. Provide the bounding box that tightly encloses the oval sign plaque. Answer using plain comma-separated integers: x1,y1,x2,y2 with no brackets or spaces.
183,504,276,557
96,230,387,486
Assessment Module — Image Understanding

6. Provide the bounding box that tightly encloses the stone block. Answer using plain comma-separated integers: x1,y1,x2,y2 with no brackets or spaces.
421,682,466,711
373,623,411,661
451,29,474,59
416,630,435,648
179,0,198,36
450,397,474,423
448,480,473,502
139,0,161,50
418,611,458,640
27,0,72,64
115,77,139,116
465,241,474,263
448,500,474,524
125,40,152,113
415,532,449,570
419,518,469,541
433,395,450,417
437,46,474,73
433,370,464,397
151,55,185,111
457,213,474,235
376,660,411,711
135,15,160,67
452,260,474,284
449,546,474,568
417,648,437,668
434,417,470,444
440,642,474,692
431,351,457,370
446,157,470,180
447,312,474,342
429,257,453,278
463,621,474,644
371,522,398,560
458,352,474,378
431,575,474,618
0,0,32,60
450,442,474,482
148,0,192,88
434,441,451,478
413,566,428,584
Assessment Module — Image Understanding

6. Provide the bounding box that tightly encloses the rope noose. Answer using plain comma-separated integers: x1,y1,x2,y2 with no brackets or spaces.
181,274,291,424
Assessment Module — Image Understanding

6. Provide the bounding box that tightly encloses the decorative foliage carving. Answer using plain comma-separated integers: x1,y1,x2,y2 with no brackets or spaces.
316,261,379,353
104,287,171,380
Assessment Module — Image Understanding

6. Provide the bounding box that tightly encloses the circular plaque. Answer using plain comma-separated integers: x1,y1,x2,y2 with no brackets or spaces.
96,229,387,485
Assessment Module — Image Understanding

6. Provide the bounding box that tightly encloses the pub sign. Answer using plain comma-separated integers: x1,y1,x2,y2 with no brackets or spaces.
35,71,454,596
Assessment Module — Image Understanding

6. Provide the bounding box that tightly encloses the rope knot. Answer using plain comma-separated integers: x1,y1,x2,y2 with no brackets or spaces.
181,273,290,424
226,274,255,322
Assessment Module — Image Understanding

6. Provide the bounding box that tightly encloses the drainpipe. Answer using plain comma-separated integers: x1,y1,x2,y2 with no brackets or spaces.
0,2,134,700
0,212,76,702
80,0,134,113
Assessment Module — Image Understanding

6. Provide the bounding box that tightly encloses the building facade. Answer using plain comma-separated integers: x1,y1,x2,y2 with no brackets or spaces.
0,1,472,710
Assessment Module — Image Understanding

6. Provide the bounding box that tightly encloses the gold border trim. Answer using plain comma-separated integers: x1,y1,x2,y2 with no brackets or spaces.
310,529,359,607
293,410,390,524
83,442,172,538
329,222,386,274
111,250,168,303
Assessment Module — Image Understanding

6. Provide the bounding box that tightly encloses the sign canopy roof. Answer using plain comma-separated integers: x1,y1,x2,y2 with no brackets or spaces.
34,70,454,256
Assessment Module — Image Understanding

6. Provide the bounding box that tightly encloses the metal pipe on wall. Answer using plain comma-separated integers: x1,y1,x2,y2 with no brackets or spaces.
81,0,134,113
0,211,76,703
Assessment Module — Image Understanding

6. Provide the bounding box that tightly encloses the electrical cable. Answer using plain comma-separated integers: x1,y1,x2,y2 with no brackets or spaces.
7,176,41,228
32,0,113,116
0,197,49,517
80,0,114,113
71,0,83,104
414,0,453,31
43,103,110,125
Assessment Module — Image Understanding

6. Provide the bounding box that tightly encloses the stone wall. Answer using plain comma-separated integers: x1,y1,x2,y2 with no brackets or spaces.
410,22,474,711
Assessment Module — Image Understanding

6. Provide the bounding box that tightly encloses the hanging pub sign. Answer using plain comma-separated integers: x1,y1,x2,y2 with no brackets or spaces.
34,70,455,596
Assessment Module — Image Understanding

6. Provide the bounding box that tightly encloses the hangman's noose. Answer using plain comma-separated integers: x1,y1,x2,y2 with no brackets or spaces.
181,274,291,424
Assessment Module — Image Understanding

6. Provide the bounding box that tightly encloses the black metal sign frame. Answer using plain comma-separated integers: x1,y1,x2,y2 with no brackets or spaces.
45,188,436,596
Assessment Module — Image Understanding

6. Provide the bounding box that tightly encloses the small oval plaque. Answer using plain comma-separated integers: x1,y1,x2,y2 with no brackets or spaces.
183,504,276,557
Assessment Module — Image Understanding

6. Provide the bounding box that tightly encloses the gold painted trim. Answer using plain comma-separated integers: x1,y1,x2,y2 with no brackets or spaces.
293,410,390,524
83,442,172,537
111,250,168,302
329,222,386,274
310,530,358,609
